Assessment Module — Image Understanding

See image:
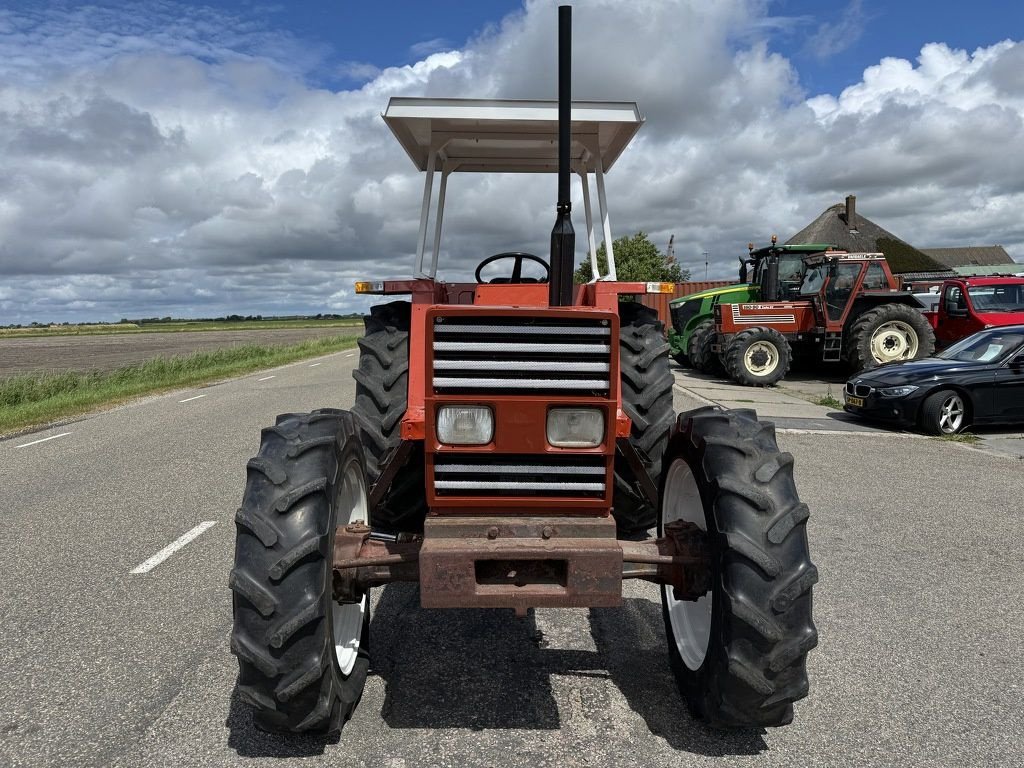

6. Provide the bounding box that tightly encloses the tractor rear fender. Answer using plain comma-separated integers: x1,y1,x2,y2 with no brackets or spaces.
844,294,923,329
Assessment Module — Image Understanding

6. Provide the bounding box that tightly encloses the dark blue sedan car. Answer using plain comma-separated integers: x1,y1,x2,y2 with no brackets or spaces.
844,325,1024,434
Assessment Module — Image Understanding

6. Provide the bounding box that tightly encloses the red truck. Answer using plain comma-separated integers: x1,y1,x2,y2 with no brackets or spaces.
919,276,1024,346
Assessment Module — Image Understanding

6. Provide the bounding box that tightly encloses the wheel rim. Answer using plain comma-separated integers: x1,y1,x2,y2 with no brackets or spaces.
938,394,965,434
869,320,919,363
662,458,713,671
744,340,779,377
332,456,368,676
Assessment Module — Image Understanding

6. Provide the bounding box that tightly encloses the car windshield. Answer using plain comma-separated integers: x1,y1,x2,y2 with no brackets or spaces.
937,329,1024,363
968,284,1024,312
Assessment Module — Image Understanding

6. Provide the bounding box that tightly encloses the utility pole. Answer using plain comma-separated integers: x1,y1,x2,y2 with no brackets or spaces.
703,250,709,281
666,234,675,260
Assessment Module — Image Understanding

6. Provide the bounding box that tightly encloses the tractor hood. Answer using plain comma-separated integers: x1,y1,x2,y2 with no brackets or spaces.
670,283,749,306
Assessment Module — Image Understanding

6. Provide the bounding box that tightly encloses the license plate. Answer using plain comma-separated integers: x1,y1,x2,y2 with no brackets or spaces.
846,395,864,407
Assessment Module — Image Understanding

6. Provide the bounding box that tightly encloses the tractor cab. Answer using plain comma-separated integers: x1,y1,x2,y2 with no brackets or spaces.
798,252,898,326
742,241,839,301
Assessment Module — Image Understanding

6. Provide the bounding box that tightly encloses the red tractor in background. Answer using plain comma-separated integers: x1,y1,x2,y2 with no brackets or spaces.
715,251,936,386
229,7,816,737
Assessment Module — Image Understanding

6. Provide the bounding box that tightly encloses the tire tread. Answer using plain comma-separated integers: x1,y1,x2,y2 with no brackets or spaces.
614,302,675,534
662,407,816,727
230,411,369,734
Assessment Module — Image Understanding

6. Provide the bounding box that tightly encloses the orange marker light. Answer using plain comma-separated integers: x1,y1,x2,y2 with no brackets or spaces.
645,282,675,293
355,281,385,294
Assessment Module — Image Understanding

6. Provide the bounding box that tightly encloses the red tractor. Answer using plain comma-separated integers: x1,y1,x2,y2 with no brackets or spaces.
715,251,936,386
230,7,816,736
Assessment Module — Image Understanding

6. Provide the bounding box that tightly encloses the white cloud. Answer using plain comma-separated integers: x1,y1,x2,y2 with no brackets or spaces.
408,37,452,59
806,0,868,60
0,0,1022,325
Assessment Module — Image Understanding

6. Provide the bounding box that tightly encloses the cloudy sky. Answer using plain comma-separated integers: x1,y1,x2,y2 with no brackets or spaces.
1,0,1022,324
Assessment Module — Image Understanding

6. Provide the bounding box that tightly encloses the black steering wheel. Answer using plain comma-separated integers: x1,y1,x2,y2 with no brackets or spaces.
474,252,550,284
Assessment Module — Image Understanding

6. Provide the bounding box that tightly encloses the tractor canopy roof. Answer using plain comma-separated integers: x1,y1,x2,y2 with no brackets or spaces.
382,97,644,281
383,97,643,173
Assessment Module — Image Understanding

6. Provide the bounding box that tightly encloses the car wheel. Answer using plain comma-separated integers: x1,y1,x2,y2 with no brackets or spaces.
920,389,969,435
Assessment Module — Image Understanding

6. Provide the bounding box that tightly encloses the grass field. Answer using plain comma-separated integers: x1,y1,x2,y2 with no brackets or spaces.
0,333,360,435
0,318,362,338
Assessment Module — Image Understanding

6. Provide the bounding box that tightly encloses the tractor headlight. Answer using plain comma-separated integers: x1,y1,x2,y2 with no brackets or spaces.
877,385,919,398
437,406,493,445
546,408,604,448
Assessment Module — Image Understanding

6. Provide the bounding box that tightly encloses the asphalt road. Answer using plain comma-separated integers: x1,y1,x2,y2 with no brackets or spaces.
1,351,1021,767
0,327,358,378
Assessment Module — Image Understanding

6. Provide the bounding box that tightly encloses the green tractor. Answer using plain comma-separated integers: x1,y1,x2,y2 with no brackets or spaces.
668,240,836,372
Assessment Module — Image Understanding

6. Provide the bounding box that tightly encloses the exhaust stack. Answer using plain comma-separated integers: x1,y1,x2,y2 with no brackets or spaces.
548,5,575,307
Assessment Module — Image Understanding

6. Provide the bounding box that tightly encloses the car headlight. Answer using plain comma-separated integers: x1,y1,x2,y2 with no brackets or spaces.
546,408,604,447
877,385,919,398
437,406,493,445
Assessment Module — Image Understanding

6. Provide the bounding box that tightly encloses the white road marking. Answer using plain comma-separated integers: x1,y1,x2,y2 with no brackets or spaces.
672,383,717,406
130,522,218,574
15,432,71,449
178,394,207,403
776,427,924,439
344,352,355,357
309,362,322,367
257,375,275,381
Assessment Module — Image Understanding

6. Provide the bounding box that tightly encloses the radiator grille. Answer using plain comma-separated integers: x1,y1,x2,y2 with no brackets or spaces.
433,454,607,498
670,298,700,332
432,315,612,396
845,381,873,397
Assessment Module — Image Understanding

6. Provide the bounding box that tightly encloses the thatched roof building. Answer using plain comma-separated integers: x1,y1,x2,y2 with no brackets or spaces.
920,245,1015,268
786,196,947,274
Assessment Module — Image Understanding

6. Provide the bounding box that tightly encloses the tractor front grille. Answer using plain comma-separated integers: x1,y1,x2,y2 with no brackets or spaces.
431,315,612,396
433,454,607,498
670,299,700,332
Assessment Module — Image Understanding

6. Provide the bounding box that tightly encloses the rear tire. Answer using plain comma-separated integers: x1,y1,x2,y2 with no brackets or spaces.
615,302,676,536
724,327,791,387
352,301,427,533
230,410,370,734
846,303,935,372
661,407,817,727
920,389,970,435
689,320,722,375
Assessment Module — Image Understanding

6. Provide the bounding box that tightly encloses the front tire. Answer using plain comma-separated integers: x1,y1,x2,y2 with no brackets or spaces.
352,301,427,533
661,407,818,727
920,389,969,435
689,319,722,375
724,327,791,387
230,409,370,734
615,302,676,535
